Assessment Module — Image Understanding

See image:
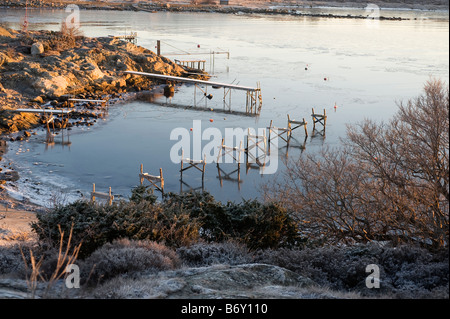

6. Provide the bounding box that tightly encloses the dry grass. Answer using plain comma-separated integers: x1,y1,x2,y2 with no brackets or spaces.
19,224,81,298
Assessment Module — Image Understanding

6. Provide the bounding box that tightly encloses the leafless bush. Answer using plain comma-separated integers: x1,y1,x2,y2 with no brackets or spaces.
346,78,449,248
266,79,449,249
254,244,448,298
0,243,29,276
80,239,181,286
176,241,254,267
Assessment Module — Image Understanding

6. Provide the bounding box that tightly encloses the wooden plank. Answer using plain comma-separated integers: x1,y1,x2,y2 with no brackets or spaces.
182,158,204,164
68,99,106,103
13,108,73,114
289,120,306,125
267,126,289,132
91,192,113,200
124,71,259,92
139,173,162,181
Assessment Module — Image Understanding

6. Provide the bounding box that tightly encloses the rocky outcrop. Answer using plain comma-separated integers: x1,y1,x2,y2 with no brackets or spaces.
0,27,209,134
0,29,198,101
90,263,318,299
0,263,321,299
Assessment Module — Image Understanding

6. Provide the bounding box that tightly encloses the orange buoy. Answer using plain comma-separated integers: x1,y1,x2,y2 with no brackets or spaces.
190,128,193,131
210,119,214,122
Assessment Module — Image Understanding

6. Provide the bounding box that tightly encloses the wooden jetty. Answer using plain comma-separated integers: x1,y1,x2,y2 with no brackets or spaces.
245,128,267,171
91,183,114,205
267,114,308,146
216,138,245,189
113,32,137,44
311,108,327,138
139,164,165,194
287,114,308,137
13,108,73,132
180,149,206,182
179,149,206,193
311,108,327,130
68,98,108,108
124,71,262,115
175,59,206,71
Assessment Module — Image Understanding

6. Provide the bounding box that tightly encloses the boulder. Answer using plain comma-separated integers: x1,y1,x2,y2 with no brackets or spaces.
31,42,44,56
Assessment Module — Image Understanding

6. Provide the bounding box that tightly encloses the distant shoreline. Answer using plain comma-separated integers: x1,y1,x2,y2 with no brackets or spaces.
0,1,448,21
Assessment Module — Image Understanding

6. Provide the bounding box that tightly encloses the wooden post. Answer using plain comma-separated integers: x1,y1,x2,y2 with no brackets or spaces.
160,168,164,194
268,120,273,145
238,140,242,172
217,138,224,165
180,149,184,180
157,40,161,56
202,154,206,181
312,108,316,130
92,183,96,202
140,164,144,185
287,114,292,140
303,118,308,137
109,187,112,205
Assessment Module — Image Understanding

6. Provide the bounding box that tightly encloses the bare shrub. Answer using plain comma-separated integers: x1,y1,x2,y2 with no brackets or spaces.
19,225,81,298
346,78,449,248
80,239,181,286
176,241,254,267
254,244,448,298
0,244,29,276
266,79,449,248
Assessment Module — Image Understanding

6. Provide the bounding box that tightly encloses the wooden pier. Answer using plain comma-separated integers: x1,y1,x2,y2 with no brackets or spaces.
216,138,245,189
180,149,206,182
245,128,267,171
113,32,137,44
68,98,108,108
139,164,165,194
179,149,206,193
311,108,327,130
311,108,327,137
124,71,262,115
13,108,73,133
175,59,206,71
91,183,114,205
268,114,308,147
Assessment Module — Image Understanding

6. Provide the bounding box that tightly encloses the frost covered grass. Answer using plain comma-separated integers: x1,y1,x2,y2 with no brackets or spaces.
1,238,447,298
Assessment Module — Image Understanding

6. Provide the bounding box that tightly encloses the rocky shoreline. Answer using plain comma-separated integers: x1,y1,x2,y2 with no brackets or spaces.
0,25,209,189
